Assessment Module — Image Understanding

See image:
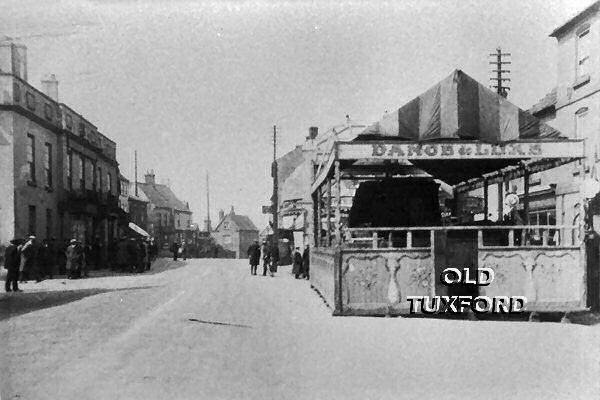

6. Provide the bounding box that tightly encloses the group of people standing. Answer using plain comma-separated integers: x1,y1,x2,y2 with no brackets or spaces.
3,235,158,293
247,240,280,277
113,237,156,273
247,240,309,279
170,240,188,261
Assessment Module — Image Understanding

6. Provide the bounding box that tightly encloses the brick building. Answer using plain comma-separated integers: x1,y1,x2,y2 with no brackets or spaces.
0,41,120,256
212,207,259,258
137,171,192,249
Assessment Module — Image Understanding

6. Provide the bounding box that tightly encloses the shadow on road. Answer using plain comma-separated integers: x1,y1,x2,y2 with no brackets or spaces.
0,286,156,321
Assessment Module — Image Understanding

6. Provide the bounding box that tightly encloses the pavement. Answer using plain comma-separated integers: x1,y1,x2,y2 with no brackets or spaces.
1,258,599,400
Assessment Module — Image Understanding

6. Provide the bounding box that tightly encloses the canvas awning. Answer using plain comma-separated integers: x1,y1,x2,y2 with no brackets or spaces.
311,70,585,192
128,222,149,237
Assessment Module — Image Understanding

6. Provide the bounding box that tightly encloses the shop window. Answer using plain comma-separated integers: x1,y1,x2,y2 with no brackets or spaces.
27,134,35,184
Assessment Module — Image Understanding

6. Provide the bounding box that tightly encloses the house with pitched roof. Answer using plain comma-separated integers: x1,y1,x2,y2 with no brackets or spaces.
137,170,192,249
212,207,259,258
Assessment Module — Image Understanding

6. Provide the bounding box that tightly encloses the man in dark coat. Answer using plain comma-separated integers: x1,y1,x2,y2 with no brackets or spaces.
292,247,303,279
247,240,261,275
171,241,179,261
4,239,22,292
116,238,129,272
302,244,310,280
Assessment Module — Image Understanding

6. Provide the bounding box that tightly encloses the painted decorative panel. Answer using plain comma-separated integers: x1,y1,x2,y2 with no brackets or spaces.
479,248,584,310
341,250,433,312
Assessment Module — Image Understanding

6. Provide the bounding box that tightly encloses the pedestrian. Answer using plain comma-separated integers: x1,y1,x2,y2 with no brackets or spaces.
269,242,279,277
19,235,37,282
116,237,129,272
4,238,22,292
65,239,78,279
292,247,303,279
302,244,310,279
127,238,138,273
180,240,187,261
78,241,88,278
247,239,261,275
170,241,179,261
261,241,270,276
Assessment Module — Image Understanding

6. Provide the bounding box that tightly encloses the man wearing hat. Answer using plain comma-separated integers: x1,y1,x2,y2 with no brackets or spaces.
4,238,22,292
65,239,79,279
247,239,261,276
19,235,37,282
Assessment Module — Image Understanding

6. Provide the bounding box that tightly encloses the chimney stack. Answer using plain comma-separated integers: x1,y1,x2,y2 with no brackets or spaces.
41,74,59,101
218,209,225,221
230,205,235,215
0,42,28,81
308,126,318,140
144,170,155,185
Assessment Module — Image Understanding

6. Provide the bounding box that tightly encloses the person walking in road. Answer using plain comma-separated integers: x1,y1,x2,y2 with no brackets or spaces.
269,241,279,278
261,241,270,276
292,247,303,279
65,239,79,279
247,240,261,275
180,240,187,261
4,238,22,292
171,241,179,261
302,244,310,280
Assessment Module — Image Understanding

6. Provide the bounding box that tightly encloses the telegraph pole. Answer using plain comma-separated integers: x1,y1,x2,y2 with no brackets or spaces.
489,47,511,98
134,150,138,197
271,125,279,252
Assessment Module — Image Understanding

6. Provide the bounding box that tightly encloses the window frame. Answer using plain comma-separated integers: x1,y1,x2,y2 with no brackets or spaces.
79,155,85,190
44,142,52,189
27,134,36,184
576,25,591,79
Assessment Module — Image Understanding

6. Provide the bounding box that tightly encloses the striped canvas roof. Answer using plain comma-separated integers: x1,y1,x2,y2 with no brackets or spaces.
357,70,562,144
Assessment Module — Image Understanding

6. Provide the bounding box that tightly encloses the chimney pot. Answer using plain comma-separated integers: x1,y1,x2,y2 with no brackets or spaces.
41,73,59,101
144,171,155,185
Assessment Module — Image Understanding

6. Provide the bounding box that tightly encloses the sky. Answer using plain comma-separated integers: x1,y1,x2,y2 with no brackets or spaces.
1,0,595,228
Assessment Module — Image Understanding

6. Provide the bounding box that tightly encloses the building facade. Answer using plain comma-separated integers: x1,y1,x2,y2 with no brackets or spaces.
138,171,192,249
212,208,259,258
517,1,600,231
0,42,121,256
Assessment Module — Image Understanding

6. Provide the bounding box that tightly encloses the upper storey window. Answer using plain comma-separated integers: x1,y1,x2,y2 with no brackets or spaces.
577,27,591,79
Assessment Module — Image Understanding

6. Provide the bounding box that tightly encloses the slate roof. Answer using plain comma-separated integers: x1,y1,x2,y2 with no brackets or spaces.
138,182,189,212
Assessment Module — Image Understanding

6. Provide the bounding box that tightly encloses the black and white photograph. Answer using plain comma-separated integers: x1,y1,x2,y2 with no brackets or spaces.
1,0,600,398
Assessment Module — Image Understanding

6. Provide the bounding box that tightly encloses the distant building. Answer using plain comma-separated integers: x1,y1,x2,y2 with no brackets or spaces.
0,41,120,256
137,171,192,248
212,207,259,258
